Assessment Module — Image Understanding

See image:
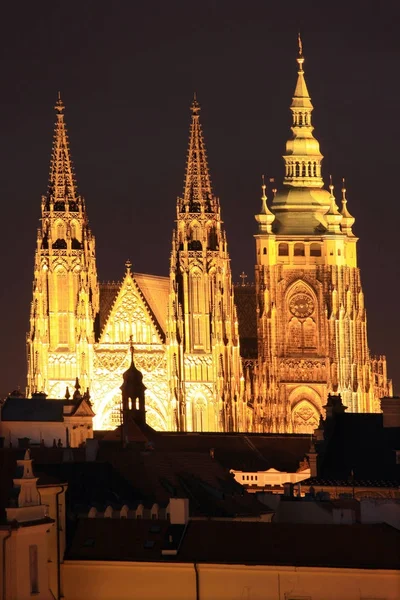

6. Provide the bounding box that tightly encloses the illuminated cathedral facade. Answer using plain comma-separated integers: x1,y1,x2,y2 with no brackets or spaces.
26,43,392,433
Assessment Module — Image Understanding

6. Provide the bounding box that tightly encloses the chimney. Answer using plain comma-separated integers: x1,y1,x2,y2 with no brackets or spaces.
381,396,400,428
323,393,347,419
169,498,189,525
306,438,318,477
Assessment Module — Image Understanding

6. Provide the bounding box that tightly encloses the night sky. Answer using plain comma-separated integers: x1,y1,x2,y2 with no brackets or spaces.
0,2,399,396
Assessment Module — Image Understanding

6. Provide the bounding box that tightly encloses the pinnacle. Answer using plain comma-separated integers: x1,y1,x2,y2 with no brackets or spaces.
182,98,213,206
47,96,77,204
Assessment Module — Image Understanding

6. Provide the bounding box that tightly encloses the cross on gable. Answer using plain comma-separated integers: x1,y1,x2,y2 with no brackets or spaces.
240,271,248,286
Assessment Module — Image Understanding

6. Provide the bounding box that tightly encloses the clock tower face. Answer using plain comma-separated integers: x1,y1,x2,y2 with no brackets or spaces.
289,293,314,318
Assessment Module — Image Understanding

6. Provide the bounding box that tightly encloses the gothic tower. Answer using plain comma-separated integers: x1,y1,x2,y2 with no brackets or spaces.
254,39,392,433
27,95,99,398
166,98,244,432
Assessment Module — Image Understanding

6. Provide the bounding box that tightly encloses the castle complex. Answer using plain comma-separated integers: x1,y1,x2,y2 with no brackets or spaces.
26,42,392,433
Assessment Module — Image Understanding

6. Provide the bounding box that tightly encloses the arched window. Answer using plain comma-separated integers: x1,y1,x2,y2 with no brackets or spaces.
303,318,317,348
57,270,68,312
56,221,65,239
338,249,341,256
310,243,321,257
288,317,302,350
58,314,68,345
263,247,267,255
278,243,289,256
294,243,305,256
194,399,206,432
190,272,201,313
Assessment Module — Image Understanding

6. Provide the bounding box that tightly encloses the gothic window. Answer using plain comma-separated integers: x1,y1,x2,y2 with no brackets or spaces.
303,318,317,348
209,271,216,310
295,162,300,177
58,314,68,345
292,400,319,433
70,219,80,241
190,272,201,313
278,243,289,256
193,316,202,347
190,222,200,241
194,399,206,431
57,270,68,312
208,226,218,250
310,243,321,257
56,221,65,239
288,317,302,350
72,271,80,308
294,243,305,256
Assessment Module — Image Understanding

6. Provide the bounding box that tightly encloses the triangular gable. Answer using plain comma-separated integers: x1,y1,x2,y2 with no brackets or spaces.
68,398,96,418
99,270,164,344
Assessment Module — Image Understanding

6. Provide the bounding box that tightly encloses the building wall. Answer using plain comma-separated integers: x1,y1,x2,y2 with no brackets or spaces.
0,418,93,448
62,561,400,600
0,525,53,600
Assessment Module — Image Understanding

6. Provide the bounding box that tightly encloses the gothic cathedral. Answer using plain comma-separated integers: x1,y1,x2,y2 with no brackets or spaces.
26,43,392,433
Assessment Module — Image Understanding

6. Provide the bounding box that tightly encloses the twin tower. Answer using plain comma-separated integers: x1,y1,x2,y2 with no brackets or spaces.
26,43,392,433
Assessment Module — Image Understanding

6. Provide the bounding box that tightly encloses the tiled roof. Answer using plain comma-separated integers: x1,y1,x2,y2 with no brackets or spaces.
133,273,169,336
96,446,267,518
1,397,65,422
146,431,310,473
98,282,120,337
0,396,93,422
67,518,400,570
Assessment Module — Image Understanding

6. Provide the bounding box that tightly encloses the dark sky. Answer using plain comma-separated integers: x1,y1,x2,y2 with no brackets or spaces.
0,1,399,395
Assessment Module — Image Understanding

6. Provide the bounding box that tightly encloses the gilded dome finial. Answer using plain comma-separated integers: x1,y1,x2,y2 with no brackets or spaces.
261,174,267,201
329,174,334,196
125,259,132,272
341,177,347,202
297,32,304,73
298,32,303,57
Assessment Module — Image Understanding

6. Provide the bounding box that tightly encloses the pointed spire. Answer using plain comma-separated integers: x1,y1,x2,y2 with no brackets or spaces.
326,176,343,233
283,36,324,188
340,177,355,235
47,93,78,205
182,95,213,208
255,175,275,233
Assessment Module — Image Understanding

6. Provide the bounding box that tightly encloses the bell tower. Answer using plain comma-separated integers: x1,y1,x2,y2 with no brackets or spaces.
27,95,99,398
166,97,244,432
254,38,392,433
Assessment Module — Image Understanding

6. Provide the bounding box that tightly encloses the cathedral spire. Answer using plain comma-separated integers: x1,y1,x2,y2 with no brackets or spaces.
182,95,213,208
283,35,324,188
47,93,78,206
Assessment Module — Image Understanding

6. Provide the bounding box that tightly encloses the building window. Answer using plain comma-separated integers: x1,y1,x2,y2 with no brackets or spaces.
58,314,69,345
263,247,267,255
310,243,321,257
294,243,305,256
278,243,289,256
29,545,39,594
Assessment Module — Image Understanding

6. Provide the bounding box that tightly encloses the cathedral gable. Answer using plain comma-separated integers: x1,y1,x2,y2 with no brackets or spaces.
99,270,164,345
